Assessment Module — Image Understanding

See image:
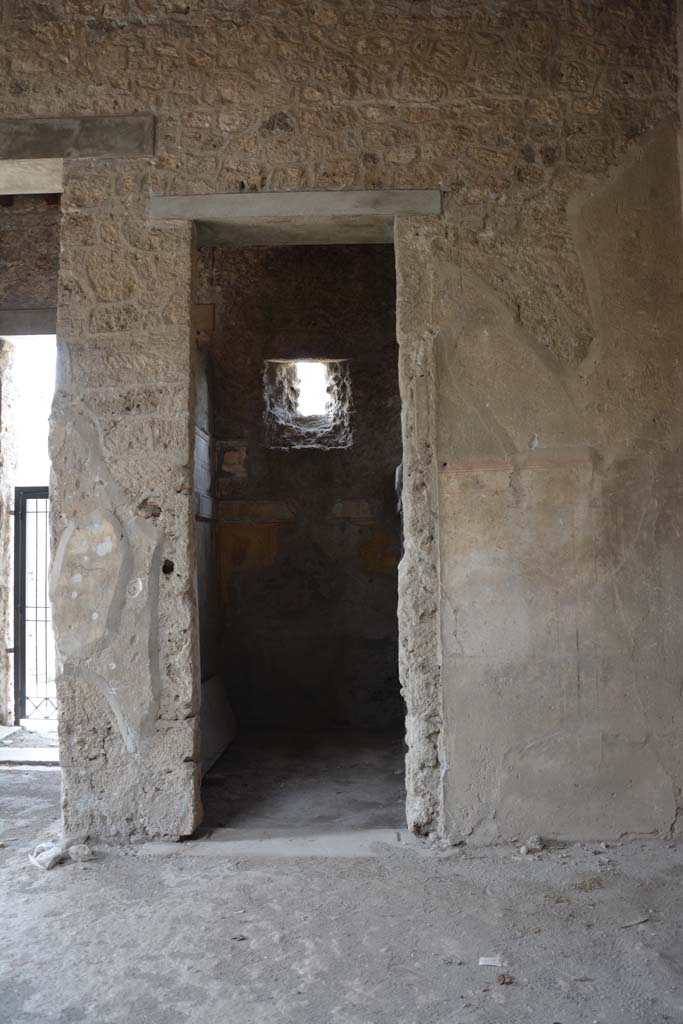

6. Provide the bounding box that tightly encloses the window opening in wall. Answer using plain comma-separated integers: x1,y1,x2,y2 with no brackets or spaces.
0,335,57,729
263,357,352,450
294,360,329,418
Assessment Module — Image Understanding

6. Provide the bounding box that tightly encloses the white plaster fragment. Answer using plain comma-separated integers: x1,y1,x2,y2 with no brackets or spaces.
95,537,113,556
71,591,78,600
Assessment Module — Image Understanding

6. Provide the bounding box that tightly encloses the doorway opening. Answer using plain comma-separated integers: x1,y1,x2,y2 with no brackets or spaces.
194,244,405,833
0,334,57,734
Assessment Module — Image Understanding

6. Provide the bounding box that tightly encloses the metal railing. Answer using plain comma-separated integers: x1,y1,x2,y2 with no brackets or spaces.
13,487,56,723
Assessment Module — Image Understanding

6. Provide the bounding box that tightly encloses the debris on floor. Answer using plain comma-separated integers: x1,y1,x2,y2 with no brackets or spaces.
519,833,545,855
478,955,504,968
29,833,94,870
0,725,59,749
5,770,683,1024
619,915,650,929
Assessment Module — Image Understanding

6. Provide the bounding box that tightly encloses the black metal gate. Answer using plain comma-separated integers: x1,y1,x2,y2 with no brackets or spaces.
13,487,56,724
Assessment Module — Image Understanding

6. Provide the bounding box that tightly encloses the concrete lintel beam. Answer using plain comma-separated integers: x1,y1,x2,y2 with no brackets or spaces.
149,190,442,247
0,115,156,162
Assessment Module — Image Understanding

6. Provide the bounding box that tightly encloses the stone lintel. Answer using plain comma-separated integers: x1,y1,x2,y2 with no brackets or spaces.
0,115,156,162
0,307,57,335
149,189,442,247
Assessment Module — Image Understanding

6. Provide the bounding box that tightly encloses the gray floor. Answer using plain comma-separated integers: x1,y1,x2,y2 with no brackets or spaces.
3,764,683,1022
0,725,59,765
201,731,406,831
0,725,58,747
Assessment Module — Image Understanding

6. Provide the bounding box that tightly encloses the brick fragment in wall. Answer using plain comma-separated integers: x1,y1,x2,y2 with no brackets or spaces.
219,446,247,480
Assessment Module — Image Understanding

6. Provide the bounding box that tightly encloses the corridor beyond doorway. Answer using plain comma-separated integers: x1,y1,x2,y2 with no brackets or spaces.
202,733,405,832
0,334,56,730
195,244,404,835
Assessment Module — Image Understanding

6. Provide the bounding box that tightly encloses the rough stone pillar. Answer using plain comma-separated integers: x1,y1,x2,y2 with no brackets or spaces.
394,216,445,836
51,159,201,838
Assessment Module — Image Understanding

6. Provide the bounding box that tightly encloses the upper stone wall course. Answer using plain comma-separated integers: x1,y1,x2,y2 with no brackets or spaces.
2,0,677,363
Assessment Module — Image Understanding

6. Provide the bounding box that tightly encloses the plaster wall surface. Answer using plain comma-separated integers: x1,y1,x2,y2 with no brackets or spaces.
0,0,679,837
432,120,683,840
196,244,403,735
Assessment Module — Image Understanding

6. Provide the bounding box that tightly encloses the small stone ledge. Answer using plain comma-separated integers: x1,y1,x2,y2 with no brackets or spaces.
0,158,63,195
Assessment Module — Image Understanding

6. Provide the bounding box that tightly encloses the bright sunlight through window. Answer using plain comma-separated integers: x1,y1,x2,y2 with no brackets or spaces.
295,361,329,418
263,358,351,449
7,334,56,486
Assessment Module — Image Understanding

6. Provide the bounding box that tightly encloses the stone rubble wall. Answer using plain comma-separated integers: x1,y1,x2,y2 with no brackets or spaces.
0,0,678,836
0,195,59,331
3,2,675,376
51,161,201,837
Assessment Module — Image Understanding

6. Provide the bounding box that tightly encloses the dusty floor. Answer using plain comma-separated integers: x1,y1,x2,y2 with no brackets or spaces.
0,725,60,766
0,725,59,748
1,768,683,1023
201,732,405,831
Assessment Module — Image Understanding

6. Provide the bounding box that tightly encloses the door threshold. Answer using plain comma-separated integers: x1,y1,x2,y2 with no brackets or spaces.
138,827,420,859
0,747,59,766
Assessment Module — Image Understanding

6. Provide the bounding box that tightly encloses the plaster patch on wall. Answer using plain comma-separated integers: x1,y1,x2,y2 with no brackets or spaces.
52,513,128,655
218,499,295,524
332,498,374,523
359,526,400,574
219,445,247,479
49,406,163,754
216,522,279,589
498,730,676,840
